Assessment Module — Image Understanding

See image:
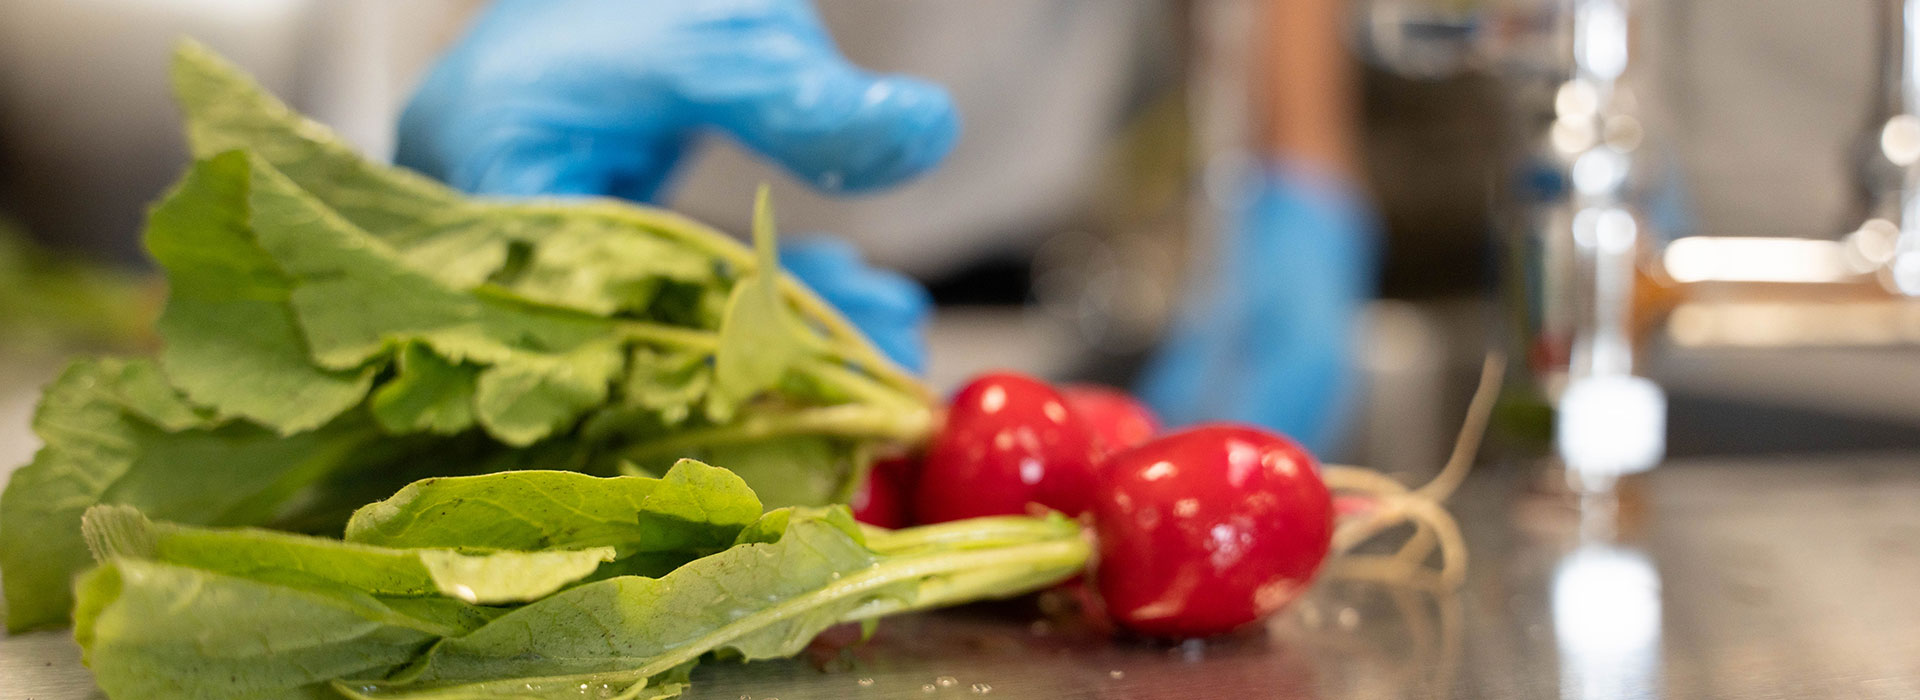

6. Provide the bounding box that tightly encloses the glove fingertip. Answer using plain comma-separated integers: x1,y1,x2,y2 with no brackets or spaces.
465,151,583,197
831,74,960,193
863,273,935,320
779,236,864,271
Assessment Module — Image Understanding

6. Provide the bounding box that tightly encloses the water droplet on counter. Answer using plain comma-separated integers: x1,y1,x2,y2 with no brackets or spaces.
1109,670,1125,680
936,676,958,688
921,684,937,693
858,678,875,688
971,683,993,694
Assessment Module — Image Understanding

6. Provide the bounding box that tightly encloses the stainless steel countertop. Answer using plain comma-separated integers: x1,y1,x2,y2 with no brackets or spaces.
6,452,1919,700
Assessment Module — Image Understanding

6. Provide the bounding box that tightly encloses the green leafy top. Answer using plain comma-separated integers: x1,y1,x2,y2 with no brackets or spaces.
83,505,614,606
345,459,762,577
13,38,1090,700
69,470,1089,700
155,38,929,455
1,41,932,632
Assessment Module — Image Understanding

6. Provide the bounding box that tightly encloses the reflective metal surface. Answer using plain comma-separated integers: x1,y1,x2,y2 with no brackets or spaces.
7,452,1917,699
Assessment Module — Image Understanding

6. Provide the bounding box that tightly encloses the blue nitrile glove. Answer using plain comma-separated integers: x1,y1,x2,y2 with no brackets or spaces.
1135,162,1381,455
398,0,958,200
396,0,953,371
779,237,933,373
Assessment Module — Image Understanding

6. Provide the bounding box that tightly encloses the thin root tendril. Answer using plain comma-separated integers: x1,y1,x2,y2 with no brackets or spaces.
1322,354,1504,592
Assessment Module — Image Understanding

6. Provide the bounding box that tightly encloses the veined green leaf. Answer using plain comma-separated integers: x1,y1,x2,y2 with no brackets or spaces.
661,436,860,510
619,347,713,428
234,153,626,445
2,359,173,631
238,157,601,365
97,355,211,431
83,505,613,605
148,150,374,434
171,40,461,239
387,221,515,291
470,340,624,446
335,663,695,700
346,460,759,577
370,509,885,688
371,343,481,435
174,41,719,322
75,559,454,700
0,359,385,631
501,215,715,316
339,507,1087,698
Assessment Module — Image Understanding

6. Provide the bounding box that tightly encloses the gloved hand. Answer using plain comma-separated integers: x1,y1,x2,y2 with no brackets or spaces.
397,0,953,370
1134,162,1380,455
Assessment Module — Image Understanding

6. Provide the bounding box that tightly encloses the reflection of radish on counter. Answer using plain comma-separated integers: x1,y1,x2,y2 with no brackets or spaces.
0,44,1482,700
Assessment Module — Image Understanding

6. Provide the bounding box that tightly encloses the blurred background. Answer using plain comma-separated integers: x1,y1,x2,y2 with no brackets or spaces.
4,3,1920,698
4,0,1917,477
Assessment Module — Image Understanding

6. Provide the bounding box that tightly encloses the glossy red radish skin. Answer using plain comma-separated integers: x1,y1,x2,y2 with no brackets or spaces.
913,372,1099,523
1092,424,1333,638
1061,384,1161,460
851,456,915,529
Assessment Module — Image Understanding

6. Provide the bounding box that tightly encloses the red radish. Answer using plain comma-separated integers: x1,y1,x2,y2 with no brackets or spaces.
1061,384,1160,459
1091,424,1333,638
850,456,914,529
913,372,1099,523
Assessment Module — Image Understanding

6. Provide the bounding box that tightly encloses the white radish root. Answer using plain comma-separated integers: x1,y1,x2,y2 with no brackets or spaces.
1320,353,1504,592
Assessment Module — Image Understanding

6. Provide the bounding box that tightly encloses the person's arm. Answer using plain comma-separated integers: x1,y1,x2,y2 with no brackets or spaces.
1260,0,1362,178
1136,0,1378,452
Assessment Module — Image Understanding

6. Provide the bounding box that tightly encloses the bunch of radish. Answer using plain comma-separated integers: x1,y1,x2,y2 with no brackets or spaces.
850,362,1497,639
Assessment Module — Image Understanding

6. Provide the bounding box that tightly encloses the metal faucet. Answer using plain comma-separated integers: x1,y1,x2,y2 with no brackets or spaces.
1504,0,1666,492
1473,0,1920,492
1359,0,1920,491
